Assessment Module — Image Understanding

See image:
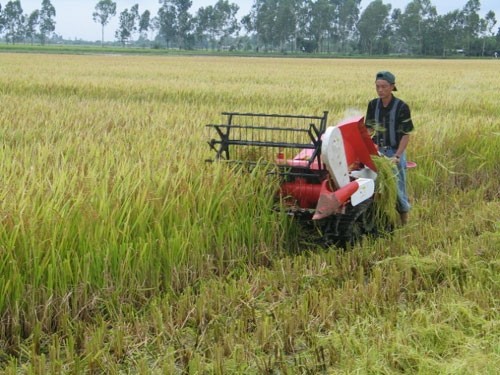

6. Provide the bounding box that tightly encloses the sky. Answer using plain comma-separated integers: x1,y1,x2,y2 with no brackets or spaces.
15,0,500,42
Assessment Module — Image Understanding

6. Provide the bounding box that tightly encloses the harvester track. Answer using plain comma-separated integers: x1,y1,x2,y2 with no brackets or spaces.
295,199,375,249
327,199,374,248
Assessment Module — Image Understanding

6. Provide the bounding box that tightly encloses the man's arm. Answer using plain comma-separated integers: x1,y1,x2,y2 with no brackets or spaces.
395,134,409,158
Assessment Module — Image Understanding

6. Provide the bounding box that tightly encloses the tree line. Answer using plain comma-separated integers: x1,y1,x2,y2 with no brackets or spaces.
0,0,55,44
1,0,499,56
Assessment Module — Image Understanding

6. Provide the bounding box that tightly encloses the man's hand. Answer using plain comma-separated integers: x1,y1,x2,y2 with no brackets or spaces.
391,155,400,164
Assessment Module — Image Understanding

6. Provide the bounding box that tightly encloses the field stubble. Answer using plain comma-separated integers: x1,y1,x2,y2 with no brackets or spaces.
0,54,498,373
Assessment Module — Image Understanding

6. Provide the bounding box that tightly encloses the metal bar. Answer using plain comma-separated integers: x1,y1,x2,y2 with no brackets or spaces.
206,124,312,133
221,111,327,121
320,111,329,133
209,139,316,149
224,114,233,160
212,159,328,177
306,123,321,143
307,147,322,168
211,125,229,160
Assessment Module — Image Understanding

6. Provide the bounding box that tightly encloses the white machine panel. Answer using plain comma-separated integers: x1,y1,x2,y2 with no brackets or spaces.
322,127,350,188
350,178,375,206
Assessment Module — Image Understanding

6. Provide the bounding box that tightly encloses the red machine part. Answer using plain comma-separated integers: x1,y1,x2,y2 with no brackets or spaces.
277,116,380,218
333,116,378,174
280,178,322,209
276,148,322,170
312,180,360,220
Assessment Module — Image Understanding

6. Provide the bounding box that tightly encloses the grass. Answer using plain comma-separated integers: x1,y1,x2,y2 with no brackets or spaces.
0,53,498,373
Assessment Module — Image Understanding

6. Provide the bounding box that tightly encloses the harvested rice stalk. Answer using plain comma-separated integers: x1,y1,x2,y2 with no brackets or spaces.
372,155,399,229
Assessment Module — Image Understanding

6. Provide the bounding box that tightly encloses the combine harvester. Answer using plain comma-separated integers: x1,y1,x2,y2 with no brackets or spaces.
206,111,401,247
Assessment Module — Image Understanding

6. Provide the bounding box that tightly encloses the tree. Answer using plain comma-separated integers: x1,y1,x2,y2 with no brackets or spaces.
26,9,40,44
496,27,500,51
39,0,56,45
252,0,280,50
240,12,254,35
175,0,194,49
395,0,437,55
0,4,5,36
295,0,312,49
195,0,239,49
130,3,140,40
479,10,496,56
357,0,391,55
306,0,333,52
215,0,240,46
274,0,297,51
336,0,362,53
194,5,214,48
130,3,139,24
138,10,151,41
461,0,481,54
93,0,117,45
115,8,136,46
437,10,465,55
157,1,177,48
158,0,194,49
3,0,25,44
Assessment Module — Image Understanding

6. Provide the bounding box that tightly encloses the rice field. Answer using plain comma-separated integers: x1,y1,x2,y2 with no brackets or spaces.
0,53,498,373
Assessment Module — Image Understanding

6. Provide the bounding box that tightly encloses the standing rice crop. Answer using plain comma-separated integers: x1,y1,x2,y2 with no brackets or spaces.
0,54,498,373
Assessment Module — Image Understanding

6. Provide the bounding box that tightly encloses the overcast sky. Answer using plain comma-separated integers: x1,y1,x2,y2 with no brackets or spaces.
16,0,500,42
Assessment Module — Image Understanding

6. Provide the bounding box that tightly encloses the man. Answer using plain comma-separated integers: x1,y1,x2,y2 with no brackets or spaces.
365,71,414,225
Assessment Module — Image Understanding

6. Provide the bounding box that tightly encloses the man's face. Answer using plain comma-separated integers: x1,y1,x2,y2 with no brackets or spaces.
375,79,394,99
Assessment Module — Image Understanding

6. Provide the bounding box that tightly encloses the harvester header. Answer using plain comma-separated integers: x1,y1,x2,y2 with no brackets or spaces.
206,111,383,247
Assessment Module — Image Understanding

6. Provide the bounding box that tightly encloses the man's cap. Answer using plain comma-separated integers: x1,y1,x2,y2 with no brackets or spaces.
376,71,397,91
